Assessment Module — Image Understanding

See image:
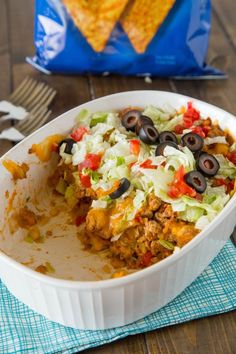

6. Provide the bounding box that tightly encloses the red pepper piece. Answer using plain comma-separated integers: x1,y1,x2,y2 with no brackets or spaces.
140,251,153,267
167,165,196,199
71,127,88,142
140,159,157,169
174,124,184,134
130,139,140,155
183,102,200,128
227,151,236,164
79,173,91,188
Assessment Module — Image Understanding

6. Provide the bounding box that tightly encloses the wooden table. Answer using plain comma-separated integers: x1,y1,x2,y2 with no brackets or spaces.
1,0,235,353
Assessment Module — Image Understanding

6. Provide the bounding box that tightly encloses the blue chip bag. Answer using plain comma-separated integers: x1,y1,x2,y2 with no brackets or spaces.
28,0,223,78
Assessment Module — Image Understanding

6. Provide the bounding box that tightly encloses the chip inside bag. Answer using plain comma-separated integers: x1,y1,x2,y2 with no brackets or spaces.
29,0,222,77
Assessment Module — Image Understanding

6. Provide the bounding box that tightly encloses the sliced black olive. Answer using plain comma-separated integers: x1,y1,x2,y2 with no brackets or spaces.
181,132,204,152
194,150,204,160
139,124,159,144
135,115,154,134
59,138,76,154
121,110,141,131
159,131,178,144
155,141,179,156
196,153,220,177
109,178,131,199
184,171,207,193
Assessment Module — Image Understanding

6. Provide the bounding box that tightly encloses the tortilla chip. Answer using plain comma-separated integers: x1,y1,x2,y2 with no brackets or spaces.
63,0,129,52
121,0,176,53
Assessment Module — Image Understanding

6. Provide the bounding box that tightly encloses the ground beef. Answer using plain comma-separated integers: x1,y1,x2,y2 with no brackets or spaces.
154,204,175,223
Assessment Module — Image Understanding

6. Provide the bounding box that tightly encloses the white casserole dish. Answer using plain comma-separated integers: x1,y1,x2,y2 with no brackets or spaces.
0,91,236,330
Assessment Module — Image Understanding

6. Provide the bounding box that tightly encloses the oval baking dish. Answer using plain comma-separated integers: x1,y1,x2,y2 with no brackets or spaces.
0,91,236,330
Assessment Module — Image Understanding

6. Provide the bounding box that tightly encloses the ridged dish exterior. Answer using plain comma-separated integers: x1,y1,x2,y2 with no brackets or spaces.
0,91,236,330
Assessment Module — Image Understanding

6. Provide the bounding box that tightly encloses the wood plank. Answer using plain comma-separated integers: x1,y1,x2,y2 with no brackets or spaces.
12,63,91,120
83,334,147,354
0,0,13,156
90,75,172,98
0,54,12,149
173,11,236,115
145,312,236,354
7,0,34,62
0,0,8,53
213,1,236,48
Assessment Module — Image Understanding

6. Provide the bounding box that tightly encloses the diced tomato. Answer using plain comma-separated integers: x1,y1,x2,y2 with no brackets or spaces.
78,153,102,171
167,185,180,199
183,115,194,129
183,102,200,128
175,164,185,181
71,127,88,142
191,126,205,138
213,177,235,194
75,215,86,226
202,125,211,137
227,180,235,193
130,139,140,155
213,178,226,187
79,173,91,188
140,251,152,267
174,124,184,134
227,151,236,164
140,159,156,169
167,165,196,199
134,215,142,224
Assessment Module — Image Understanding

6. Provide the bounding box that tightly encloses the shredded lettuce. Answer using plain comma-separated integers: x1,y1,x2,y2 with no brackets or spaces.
176,185,230,229
91,200,107,208
104,141,131,159
159,239,175,251
179,207,204,223
142,105,171,123
72,142,87,165
230,142,236,152
133,190,146,210
204,136,227,145
164,146,195,172
143,105,183,132
90,112,108,127
158,114,183,132
90,171,101,184
126,190,146,221
108,165,130,180
90,123,113,136
59,104,236,233
75,109,90,126
116,156,125,166
215,154,236,178
140,167,174,201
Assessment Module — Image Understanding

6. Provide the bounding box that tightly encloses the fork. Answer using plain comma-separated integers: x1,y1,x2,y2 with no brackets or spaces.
0,104,52,141
0,77,56,122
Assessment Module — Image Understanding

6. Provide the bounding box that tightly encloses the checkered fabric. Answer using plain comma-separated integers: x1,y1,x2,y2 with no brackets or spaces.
1,241,235,354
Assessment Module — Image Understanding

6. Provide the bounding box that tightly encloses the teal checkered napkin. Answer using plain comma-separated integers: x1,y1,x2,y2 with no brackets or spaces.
1,241,236,354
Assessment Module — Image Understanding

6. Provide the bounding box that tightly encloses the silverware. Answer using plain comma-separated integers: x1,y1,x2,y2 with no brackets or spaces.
0,104,52,141
0,77,56,123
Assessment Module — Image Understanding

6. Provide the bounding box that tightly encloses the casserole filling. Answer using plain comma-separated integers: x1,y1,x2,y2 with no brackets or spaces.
4,102,236,277
45,102,236,272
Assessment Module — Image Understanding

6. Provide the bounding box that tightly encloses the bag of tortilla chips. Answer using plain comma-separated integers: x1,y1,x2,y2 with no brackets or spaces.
29,0,222,78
